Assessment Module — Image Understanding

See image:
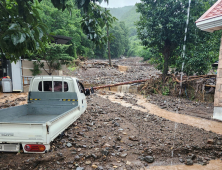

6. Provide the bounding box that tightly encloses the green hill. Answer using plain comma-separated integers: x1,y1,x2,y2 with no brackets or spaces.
108,5,144,57
108,5,140,37
120,6,140,37
107,6,134,20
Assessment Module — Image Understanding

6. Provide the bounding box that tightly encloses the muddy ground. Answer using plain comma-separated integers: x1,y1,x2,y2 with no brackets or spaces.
0,93,222,169
143,94,214,121
63,57,161,85
0,57,222,169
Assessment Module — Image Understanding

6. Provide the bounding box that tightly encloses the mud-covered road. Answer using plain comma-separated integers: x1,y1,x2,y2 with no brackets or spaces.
1,57,222,170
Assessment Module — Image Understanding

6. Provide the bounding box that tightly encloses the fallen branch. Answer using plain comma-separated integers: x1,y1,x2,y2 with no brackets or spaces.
86,79,149,90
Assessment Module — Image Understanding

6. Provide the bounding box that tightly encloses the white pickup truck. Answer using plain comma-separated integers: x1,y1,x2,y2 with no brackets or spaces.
0,76,89,153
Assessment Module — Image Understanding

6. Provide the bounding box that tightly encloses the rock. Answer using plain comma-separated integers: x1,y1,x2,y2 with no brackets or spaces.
126,161,131,165
97,166,104,170
85,161,91,165
114,122,120,127
207,139,214,145
76,167,84,170
67,143,72,148
179,157,184,163
129,136,139,141
216,139,222,145
57,153,63,157
91,154,97,159
187,153,196,160
101,149,109,156
185,159,193,165
144,156,154,163
116,136,122,141
68,164,73,169
103,143,111,148
74,155,80,161
92,164,98,169
120,153,128,158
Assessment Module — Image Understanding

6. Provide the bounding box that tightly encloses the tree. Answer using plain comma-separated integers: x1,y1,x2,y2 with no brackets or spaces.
109,23,127,58
31,43,73,75
38,0,93,58
136,0,220,78
0,0,48,62
81,4,117,48
0,0,110,61
93,21,130,59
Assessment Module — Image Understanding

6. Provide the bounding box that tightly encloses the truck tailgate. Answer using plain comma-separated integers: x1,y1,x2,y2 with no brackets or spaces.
0,123,46,143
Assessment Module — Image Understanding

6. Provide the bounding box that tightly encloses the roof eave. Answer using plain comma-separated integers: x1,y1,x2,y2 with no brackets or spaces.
196,15,222,32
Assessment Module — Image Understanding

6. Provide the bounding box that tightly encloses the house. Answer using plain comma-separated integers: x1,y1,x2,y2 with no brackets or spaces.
0,35,72,92
196,0,222,121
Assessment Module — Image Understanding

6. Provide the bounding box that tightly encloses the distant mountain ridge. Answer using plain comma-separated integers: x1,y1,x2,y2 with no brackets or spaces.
107,5,140,37
107,6,134,20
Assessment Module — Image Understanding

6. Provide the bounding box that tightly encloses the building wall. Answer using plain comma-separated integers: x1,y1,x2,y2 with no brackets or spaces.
22,60,65,85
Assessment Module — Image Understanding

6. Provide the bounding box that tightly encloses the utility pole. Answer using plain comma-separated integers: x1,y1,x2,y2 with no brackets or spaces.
105,8,111,67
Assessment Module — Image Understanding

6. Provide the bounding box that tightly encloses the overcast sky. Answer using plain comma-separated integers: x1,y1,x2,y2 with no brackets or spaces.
99,0,141,8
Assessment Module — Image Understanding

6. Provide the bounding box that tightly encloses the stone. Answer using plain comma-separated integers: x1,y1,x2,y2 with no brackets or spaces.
116,136,122,141
114,122,120,127
120,153,128,158
92,164,98,169
76,167,84,170
74,155,80,161
103,143,111,148
67,143,72,148
126,161,131,165
144,156,154,163
91,154,97,159
185,159,193,165
179,157,184,163
57,153,63,157
85,161,91,165
101,149,109,156
207,139,214,145
129,136,139,141
97,166,104,170
187,153,196,160
68,165,73,169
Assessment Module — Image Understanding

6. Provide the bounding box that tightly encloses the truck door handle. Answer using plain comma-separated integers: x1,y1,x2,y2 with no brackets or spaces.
82,100,83,104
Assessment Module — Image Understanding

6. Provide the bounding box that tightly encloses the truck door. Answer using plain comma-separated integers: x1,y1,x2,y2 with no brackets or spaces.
76,80,87,112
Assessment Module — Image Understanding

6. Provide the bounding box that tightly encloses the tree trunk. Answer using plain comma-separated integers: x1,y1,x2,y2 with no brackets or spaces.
105,8,111,67
162,41,171,82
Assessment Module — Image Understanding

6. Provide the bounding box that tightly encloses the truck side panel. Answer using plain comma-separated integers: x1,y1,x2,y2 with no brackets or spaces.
48,106,81,143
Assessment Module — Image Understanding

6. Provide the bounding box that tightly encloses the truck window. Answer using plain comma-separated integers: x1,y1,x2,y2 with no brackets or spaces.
38,81,68,92
77,81,84,93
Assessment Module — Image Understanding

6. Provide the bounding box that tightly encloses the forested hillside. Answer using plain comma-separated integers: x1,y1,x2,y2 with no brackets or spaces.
120,6,140,37
107,6,134,20
108,5,145,58
35,0,131,59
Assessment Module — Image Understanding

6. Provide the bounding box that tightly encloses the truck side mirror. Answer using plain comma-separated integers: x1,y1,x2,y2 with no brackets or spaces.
85,89,90,96
91,87,94,94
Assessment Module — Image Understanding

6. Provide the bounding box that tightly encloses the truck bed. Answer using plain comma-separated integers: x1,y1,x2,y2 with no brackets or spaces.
0,104,76,124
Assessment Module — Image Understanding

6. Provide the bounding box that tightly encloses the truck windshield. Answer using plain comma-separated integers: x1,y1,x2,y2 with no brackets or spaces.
38,81,68,92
